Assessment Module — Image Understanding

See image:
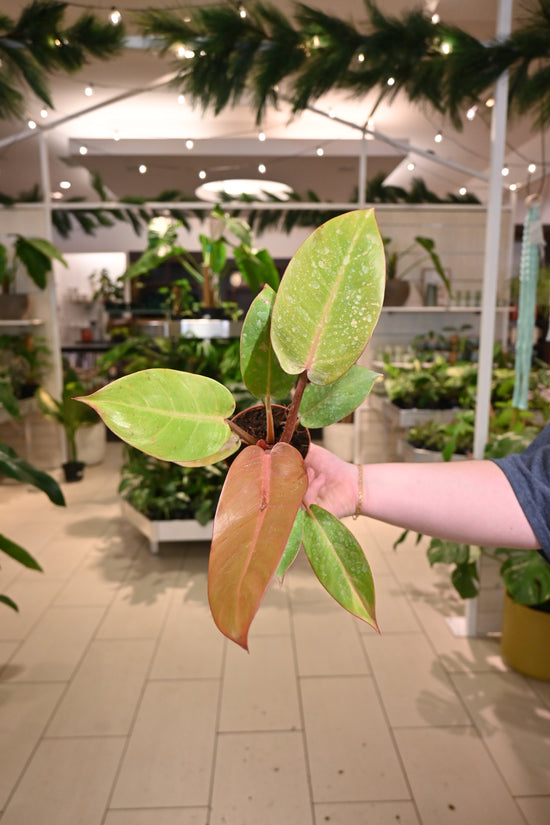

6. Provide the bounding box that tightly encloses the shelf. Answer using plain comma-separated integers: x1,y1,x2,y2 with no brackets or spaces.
0,319,44,334
381,306,512,313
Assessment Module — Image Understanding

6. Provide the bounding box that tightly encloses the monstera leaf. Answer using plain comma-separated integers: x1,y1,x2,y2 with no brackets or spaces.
208,443,307,649
79,369,236,464
271,209,385,385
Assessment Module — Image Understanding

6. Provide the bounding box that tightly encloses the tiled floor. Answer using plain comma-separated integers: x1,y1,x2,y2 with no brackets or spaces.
1,439,550,824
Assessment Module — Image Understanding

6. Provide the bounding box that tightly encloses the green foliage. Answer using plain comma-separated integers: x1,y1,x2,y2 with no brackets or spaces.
0,235,67,292
385,358,478,410
0,0,125,119
35,374,100,463
119,447,226,524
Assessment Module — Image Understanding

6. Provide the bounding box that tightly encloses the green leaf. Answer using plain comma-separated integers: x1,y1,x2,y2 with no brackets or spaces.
14,236,67,289
0,442,65,506
0,533,42,571
0,594,19,612
208,443,307,649
174,434,241,467
271,209,385,385
302,505,378,631
0,381,21,419
78,369,235,463
276,508,304,581
240,285,296,401
427,538,472,567
451,562,479,599
299,365,380,427
498,548,550,606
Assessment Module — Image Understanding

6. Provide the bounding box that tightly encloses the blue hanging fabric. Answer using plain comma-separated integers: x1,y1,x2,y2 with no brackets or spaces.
512,198,544,410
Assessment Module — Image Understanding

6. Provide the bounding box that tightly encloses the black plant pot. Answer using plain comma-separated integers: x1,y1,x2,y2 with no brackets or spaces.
62,461,85,482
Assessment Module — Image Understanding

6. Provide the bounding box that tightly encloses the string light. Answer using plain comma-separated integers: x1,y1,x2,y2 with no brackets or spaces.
459,186,467,196
109,6,121,25
407,161,415,171
528,162,537,174
185,139,194,150
485,97,495,108
434,131,442,143
387,76,396,86
328,108,336,118
84,84,94,97
79,145,88,155
27,119,37,130
502,166,510,177
198,170,206,179
509,183,518,191
440,41,452,55
316,146,324,156
40,108,48,119
59,180,71,190
177,94,185,104
138,164,147,174
466,105,477,121
113,130,120,141
258,163,266,174
431,13,440,23
357,52,365,63
239,5,247,18
258,131,266,142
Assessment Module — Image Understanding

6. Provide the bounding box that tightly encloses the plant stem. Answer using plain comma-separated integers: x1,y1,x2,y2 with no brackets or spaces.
265,396,275,445
280,371,308,444
226,418,257,446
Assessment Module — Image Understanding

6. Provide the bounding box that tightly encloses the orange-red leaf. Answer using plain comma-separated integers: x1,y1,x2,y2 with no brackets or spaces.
208,442,307,649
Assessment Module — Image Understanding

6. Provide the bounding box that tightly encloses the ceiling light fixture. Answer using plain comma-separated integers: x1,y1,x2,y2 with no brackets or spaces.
195,178,292,202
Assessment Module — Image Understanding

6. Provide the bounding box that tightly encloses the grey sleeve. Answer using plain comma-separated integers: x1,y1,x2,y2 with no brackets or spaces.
491,424,550,563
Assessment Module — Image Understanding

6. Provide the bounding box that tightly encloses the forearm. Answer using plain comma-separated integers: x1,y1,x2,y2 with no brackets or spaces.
361,459,540,550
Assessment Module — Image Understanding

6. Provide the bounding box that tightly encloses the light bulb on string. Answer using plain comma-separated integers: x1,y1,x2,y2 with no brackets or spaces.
502,166,510,177
258,131,266,142
485,97,495,108
138,164,147,174
407,161,415,171
84,84,93,97
109,7,121,25
185,139,194,150
239,5,247,18
434,131,442,144
466,105,477,121
316,146,324,157
459,186,467,196
27,119,37,130
177,94,185,105
199,170,207,180
40,108,48,119
528,162,537,174
431,13,440,23
387,76,396,87
258,163,266,174
79,145,88,155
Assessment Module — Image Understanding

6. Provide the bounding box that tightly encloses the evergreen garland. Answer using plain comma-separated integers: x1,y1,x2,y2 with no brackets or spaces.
137,0,550,129
0,0,125,119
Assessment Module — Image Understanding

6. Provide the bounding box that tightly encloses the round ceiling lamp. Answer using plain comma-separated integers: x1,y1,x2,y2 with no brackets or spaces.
195,178,292,202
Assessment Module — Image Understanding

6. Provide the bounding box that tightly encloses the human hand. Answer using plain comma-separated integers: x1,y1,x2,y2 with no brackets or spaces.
303,443,359,519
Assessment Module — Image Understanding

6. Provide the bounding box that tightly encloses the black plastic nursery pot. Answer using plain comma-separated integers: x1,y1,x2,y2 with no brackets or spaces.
62,461,85,483
227,404,310,466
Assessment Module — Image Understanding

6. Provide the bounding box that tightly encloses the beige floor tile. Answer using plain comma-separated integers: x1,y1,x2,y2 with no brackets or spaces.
292,602,370,676
2,605,104,682
451,671,550,796
0,641,18,672
361,632,471,727
0,736,125,825
437,635,509,674
301,675,409,801
314,801,421,824
150,601,225,680
395,726,526,825
527,676,550,709
360,575,421,634
110,679,219,808
46,638,156,736
104,810,209,825
516,796,550,825
0,682,65,808
0,578,63,641
219,635,301,731
53,546,135,607
210,731,313,825
249,581,292,637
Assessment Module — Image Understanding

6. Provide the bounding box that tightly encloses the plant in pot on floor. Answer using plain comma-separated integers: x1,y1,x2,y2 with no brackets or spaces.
0,234,67,319
35,369,102,482
78,209,386,649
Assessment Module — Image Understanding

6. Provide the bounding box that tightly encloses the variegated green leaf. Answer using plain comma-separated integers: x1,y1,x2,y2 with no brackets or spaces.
79,368,235,463
240,285,296,401
303,505,378,631
271,209,385,385
208,443,307,649
276,508,304,581
299,366,380,428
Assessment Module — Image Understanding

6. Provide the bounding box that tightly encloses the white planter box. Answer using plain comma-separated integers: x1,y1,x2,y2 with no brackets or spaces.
121,499,213,554
386,403,462,429
400,440,469,463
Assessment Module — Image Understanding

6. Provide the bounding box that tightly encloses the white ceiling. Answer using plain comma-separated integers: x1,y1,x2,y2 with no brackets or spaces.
0,0,546,212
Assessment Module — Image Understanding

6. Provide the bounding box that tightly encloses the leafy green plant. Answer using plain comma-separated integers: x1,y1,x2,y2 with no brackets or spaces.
79,209,385,649
385,358,477,410
384,235,450,295
35,372,100,464
0,235,67,293
119,447,227,524
123,206,280,311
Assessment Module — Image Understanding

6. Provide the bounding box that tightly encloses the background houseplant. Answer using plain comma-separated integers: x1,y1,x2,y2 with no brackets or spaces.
383,235,450,306
80,209,386,649
0,234,67,318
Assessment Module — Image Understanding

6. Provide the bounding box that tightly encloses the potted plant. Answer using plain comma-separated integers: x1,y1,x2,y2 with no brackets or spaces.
79,209,385,649
35,369,102,482
383,235,450,306
123,206,280,322
0,234,67,319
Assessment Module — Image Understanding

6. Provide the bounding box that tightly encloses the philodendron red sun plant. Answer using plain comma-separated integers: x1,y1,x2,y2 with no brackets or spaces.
79,209,386,649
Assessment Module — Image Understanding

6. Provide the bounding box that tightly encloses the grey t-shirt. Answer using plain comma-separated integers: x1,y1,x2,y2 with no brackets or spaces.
492,424,550,563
